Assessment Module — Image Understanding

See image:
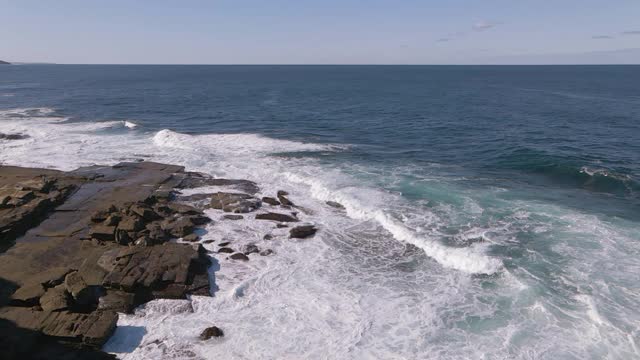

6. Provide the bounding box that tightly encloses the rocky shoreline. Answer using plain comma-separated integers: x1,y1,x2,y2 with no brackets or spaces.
0,161,318,359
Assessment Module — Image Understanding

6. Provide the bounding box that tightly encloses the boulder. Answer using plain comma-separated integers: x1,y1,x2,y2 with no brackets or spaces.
102,243,210,297
218,247,234,254
255,212,298,222
11,282,45,306
261,197,281,206
40,285,70,312
290,225,317,239
263,234,273,240
229,253,249,261
178,173,259,194
162,217,195,238
218,241,231,247
277,190,294,206
183,234,200,242
223,214,244,220
129,204,160,221
167,203,202,216
210,192,261,213
146,222,169,244
242,244,259,255
64,271,100,306
0,132,29,140
117,215,144,232
326,201,345,210
104,214,122,226
97,290,135,313
276,223,288,228
90,225,116,242
260,249,274,256
188,214,211,225
200,326,224,340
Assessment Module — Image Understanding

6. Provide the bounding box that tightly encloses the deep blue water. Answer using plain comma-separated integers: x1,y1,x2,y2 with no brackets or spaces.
1,65,639,218
2,65,640,359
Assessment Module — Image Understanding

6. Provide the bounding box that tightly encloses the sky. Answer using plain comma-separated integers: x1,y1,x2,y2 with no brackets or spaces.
1,0,639,64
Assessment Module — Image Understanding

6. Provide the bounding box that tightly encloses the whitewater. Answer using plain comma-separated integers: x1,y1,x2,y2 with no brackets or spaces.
1,108,639,359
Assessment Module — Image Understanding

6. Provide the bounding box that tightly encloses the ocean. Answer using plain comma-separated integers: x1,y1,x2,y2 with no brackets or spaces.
1,65,639,359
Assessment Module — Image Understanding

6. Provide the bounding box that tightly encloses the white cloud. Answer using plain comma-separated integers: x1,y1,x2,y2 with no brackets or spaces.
473,21,500,32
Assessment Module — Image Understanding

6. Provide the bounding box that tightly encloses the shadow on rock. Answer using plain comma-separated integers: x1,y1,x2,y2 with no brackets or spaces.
102,325,147,354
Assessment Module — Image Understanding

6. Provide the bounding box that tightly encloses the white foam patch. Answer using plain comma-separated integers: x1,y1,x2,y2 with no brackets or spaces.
123,121,138,129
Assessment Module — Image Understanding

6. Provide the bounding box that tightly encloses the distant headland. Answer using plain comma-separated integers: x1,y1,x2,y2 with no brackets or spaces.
0,60,10,65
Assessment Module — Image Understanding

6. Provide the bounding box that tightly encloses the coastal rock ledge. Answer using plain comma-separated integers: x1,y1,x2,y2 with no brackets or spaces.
0,161,238,359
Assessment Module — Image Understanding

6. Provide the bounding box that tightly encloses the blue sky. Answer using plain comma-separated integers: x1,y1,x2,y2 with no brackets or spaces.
1,0,639,64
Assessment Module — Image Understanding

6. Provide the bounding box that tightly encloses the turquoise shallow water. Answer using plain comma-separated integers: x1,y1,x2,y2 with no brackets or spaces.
1,65,639,359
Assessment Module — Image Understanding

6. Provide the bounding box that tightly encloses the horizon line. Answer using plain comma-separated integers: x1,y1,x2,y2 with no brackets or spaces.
5,63,640,66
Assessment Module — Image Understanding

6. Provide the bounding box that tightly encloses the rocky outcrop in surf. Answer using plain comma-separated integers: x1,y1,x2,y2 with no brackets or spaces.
0,162,212,357
0,161,319,358
0,132,28,140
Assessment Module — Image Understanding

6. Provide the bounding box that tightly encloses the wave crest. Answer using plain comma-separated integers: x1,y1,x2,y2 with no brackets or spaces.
285,172,503,274
153,129,344,155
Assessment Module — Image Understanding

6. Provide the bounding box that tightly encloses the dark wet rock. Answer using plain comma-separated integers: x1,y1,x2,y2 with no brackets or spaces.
178,172,260,194
290,225,318,239
200,326,224,340
97,290,135,313
277,190,294,206
259,249,274,256
242,244,259,255
326,201,345,210
223,214,244,220
183,234,200,242
276,223,288,228
203,239,215,244
229,253,249,261
0,132,29,140
217,247,234,254
188,214,211,225
263,234,273,240
218,241,230,247
210,192,261,213
261,196,280,206
255,212,298,222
